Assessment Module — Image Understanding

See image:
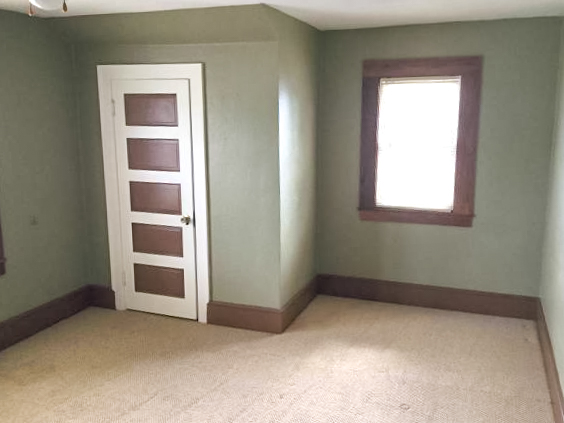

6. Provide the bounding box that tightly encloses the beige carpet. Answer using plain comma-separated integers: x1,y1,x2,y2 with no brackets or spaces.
0,296,554,422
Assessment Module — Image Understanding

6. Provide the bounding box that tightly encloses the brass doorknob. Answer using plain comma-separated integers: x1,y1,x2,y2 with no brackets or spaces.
181,216,191,225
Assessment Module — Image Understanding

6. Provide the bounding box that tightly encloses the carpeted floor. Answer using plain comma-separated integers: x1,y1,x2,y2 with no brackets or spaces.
0,296,554,422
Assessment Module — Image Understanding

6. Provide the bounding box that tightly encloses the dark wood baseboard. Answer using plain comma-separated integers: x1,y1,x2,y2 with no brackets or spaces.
0,284,116,352
537,303,564,423
89,284,116,309
208,278,317,334
317,274,539,320
0,286,90,352
280,277,317,331
207,301,283,333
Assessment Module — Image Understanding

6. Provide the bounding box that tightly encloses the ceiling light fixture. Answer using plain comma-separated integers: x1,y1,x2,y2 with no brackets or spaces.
28,0,67,16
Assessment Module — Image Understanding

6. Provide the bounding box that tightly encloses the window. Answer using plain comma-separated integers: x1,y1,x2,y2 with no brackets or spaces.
359,57,483,227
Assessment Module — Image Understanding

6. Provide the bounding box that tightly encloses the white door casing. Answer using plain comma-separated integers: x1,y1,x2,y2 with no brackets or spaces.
97,64,209,323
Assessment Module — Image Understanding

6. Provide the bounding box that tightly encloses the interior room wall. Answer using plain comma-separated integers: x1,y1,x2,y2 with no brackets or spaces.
2,5,561,324
0,11,86,322
51,6,285,309
266,8,319,307
316,18,561,296
540,18,564,394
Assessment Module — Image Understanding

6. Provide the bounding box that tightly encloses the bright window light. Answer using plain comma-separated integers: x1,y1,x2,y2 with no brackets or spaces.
375,76,462,211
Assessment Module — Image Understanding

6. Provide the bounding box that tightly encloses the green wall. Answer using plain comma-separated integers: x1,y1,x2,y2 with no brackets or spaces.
317,18,561,296
0,11,86,321
267,9,319,306
541,19,564,393
1,5,561,323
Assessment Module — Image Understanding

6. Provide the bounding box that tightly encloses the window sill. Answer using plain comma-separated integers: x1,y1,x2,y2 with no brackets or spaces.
359,208,474,227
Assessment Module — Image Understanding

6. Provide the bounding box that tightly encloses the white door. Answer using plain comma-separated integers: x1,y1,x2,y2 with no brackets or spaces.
111,78,197,319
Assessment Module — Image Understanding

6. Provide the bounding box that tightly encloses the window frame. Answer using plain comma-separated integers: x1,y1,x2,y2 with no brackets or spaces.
359,56,483,227
0,214,5,275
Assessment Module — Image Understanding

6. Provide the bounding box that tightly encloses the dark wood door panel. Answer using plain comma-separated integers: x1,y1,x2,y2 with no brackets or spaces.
132,223,183,257
130,182,182,215
124,94,178,127
127,138,180,172
134,264,185,298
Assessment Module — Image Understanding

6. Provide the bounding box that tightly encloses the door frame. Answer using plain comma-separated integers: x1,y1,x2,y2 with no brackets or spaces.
97,64,210,323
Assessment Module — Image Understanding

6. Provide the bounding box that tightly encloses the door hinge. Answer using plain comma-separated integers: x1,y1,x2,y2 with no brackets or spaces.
111,98,116,117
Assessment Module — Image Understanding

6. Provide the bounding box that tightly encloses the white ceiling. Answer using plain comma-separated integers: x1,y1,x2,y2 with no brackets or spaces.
1,0,563,30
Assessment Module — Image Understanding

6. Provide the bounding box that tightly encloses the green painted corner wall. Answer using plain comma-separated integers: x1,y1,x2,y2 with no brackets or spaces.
52,5,320,310
317,18,561,296
0,11,86,321
266,8,319,306
541,18,564,395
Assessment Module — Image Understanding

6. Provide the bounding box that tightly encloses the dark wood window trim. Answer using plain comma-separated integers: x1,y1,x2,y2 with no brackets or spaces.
0,214,5,275
359,56,483,227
